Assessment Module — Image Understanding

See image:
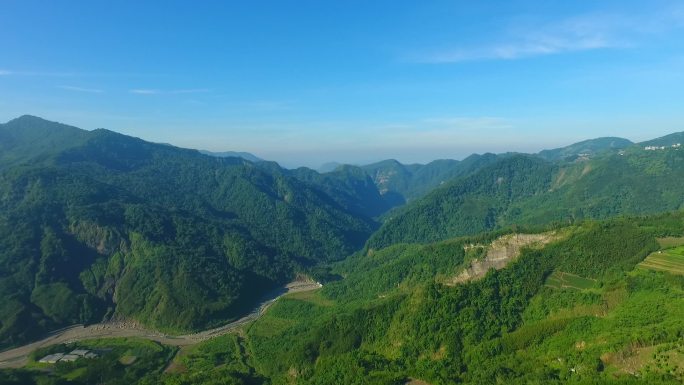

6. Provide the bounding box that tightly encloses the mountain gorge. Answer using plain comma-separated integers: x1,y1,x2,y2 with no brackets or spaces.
0,116,379,348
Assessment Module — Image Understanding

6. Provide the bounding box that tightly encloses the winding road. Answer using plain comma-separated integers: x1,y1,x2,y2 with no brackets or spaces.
0,280,322,369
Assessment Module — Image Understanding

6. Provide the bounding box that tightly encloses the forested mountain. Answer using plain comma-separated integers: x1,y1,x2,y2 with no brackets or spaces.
537,137,633,161
369,144,684,248
356,135,635,207
318,161,343,173
0,116,379,349
288,165,390,218
12,211,683,384
3,115,684,379
360,153,501,207
224,212,683,385
0,115,92,168
639,131,684,147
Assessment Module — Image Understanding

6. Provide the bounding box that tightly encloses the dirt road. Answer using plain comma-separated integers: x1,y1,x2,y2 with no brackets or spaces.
0,280,322,369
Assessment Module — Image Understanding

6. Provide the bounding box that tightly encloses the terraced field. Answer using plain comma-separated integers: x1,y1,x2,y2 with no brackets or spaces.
545,271,596,290
656,236,684,248
638,246,684,275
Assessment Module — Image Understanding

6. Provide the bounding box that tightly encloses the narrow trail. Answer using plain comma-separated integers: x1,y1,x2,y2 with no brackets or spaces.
0,280,322,369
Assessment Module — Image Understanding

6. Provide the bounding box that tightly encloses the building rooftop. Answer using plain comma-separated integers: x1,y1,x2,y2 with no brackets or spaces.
38,353,64,363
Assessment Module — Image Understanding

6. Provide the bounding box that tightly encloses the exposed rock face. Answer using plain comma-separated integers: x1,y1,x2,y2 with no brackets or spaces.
447,233,558,285
69,220,125,255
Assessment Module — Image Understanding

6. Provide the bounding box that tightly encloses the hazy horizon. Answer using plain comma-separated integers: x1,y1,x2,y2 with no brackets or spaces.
2,114,677,169
2,0,684,167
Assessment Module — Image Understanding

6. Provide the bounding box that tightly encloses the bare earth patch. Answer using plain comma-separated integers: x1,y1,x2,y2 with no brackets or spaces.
447,232,559,285
405,379,433,385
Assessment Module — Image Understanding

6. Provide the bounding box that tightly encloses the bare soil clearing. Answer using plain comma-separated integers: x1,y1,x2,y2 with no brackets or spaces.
447,232,558,285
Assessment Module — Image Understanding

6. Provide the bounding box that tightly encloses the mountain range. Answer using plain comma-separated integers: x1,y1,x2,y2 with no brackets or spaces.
1,115,684,357
0,116,377,348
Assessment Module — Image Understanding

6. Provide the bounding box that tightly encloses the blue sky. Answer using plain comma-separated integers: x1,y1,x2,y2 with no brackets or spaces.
2,0,684,167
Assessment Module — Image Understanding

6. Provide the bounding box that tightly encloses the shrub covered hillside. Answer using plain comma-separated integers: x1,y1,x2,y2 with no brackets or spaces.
0,116,381,349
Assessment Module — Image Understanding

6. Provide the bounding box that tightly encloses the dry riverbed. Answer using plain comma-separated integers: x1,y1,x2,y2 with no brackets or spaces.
0,280,322,369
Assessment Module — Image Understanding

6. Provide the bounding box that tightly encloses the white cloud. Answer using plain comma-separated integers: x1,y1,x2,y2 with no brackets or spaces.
57,85,104,93
415,9,681,63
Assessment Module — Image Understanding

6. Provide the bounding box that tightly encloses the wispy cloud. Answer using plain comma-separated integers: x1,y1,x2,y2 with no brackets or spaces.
414,9,682,63
370,116,517,151
130,89,161,95
170,88,210,94
421,117,513,131
57,85,104,93
0,69,80,77
130,88,209,95
0,69,161,77
223,100,294,112
427,37,613,63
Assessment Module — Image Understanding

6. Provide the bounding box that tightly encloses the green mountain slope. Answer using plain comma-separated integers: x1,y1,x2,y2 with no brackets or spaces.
27,211,678,385
361,153,500,207
0,116,377,349
288,164,390,218
0,115,92,168
369,146,684,248
538,137,633,161
639,131,684,147
368,155,556,248
9,212,684,385
227,212,683,385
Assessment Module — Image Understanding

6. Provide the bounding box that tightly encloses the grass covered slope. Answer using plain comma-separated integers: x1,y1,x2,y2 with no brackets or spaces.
0,116,378,349
370,145,684,248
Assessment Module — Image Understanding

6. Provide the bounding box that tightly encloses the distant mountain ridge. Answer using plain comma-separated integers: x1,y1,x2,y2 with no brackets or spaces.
332,136,639,207
359,154,502,207
318,161,343,173
369,137,684,248
199,150,263,162
639,131,684,147
0,115,92,168
537,136,633,161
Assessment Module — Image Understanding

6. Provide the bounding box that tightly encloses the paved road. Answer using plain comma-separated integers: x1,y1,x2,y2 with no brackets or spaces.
0,280,321,369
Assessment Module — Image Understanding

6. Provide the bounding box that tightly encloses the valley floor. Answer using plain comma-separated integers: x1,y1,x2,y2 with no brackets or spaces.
0,280,321,369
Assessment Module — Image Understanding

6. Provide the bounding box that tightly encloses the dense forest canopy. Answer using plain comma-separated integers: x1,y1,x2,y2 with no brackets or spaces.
0,116,380,348
5,211,684,384
369,143,684,248
3,116,684,385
